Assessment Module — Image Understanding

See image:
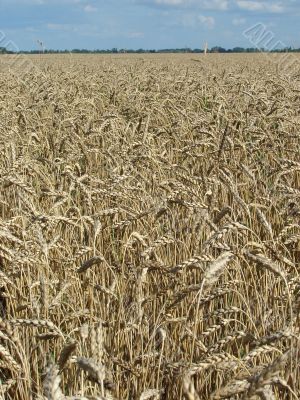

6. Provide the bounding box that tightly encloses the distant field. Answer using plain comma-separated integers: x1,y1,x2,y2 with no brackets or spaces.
0,54,300,399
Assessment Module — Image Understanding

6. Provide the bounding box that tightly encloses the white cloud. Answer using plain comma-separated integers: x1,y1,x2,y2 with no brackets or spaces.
267,3,284,12
1,0,92,4
46,23,78,31
25,26,39,31
150,0,228,8
5,0,46,3
181,14,196,27
154,0,188,4
127,31,145,38
84,4,97,12
197,14,215,28
180,12,216,28
202,0,228,10
236,1,284,13
232,17,246,25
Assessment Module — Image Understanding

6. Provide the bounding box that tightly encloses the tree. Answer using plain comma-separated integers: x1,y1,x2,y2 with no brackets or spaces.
210,46,226,53
232,47,245,53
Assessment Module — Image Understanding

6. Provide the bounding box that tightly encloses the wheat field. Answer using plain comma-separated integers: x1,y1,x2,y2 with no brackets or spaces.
0,53,300,399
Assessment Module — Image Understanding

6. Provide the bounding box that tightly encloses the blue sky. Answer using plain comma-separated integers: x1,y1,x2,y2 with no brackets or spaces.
0,0,299,50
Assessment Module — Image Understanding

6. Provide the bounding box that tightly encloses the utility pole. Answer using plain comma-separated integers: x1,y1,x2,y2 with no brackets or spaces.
37,40,45,55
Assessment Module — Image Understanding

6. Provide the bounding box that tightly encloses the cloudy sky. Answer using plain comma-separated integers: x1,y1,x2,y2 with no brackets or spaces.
0,0,299,50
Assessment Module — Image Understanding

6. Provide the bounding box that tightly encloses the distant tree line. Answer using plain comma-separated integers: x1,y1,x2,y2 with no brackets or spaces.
0,46,299,55
0,46,14,54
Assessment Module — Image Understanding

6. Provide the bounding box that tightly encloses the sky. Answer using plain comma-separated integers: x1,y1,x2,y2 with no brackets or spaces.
0,0,299,51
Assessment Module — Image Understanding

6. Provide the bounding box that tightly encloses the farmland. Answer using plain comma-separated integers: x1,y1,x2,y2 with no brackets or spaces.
0,53,300,399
